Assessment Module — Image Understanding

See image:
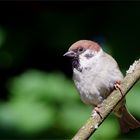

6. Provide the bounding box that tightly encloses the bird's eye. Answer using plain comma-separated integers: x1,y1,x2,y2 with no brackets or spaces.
78,47,84,52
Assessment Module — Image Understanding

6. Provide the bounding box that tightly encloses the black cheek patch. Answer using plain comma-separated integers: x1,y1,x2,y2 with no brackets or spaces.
84,53,94,59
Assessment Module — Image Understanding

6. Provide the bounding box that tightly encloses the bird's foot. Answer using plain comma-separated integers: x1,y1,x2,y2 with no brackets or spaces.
94,104,103,119
114,80,123,96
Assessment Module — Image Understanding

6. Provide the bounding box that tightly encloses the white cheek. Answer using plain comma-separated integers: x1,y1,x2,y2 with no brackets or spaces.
79,49,103,69
79,55,89,68
79,50,95,68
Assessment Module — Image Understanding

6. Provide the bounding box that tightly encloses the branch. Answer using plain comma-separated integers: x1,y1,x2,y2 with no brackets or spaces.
72,59,140,140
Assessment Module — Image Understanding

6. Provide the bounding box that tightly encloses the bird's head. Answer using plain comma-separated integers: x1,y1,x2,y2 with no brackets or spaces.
64,40,103,71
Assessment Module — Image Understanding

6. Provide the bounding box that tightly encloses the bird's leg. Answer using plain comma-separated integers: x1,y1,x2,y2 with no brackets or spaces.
94,104,103,119
114,80,123,96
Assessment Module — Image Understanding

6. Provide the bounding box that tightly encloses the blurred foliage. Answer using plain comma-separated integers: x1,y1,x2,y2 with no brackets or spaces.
0,2,140,140
0,70,90,138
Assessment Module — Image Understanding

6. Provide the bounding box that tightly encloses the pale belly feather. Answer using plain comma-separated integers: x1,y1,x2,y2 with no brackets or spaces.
73,67,116,106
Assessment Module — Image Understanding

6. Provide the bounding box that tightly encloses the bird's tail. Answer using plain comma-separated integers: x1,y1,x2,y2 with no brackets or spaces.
115,105,140,133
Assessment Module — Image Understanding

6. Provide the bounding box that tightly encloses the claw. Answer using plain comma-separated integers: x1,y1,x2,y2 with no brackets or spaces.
114,80,123,96
94,104,103,119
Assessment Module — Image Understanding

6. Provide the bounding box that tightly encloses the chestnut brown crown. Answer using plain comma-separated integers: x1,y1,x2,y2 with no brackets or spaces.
63,40,101,58
69,40,101,52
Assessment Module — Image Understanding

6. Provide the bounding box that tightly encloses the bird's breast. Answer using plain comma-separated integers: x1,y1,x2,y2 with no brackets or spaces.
73,68,110,106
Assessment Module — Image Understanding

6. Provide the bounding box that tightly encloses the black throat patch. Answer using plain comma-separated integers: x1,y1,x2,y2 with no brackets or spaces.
72,58,82,72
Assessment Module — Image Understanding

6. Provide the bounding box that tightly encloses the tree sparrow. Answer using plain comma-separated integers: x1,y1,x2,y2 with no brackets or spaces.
64,40,140,133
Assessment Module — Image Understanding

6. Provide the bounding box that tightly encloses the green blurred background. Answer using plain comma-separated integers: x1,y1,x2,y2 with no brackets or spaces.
0,1,140,140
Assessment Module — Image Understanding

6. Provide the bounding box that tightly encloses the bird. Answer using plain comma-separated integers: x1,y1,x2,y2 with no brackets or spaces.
63,40,140,133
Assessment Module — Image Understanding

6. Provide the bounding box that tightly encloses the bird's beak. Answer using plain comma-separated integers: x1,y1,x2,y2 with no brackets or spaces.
63,51,76,58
